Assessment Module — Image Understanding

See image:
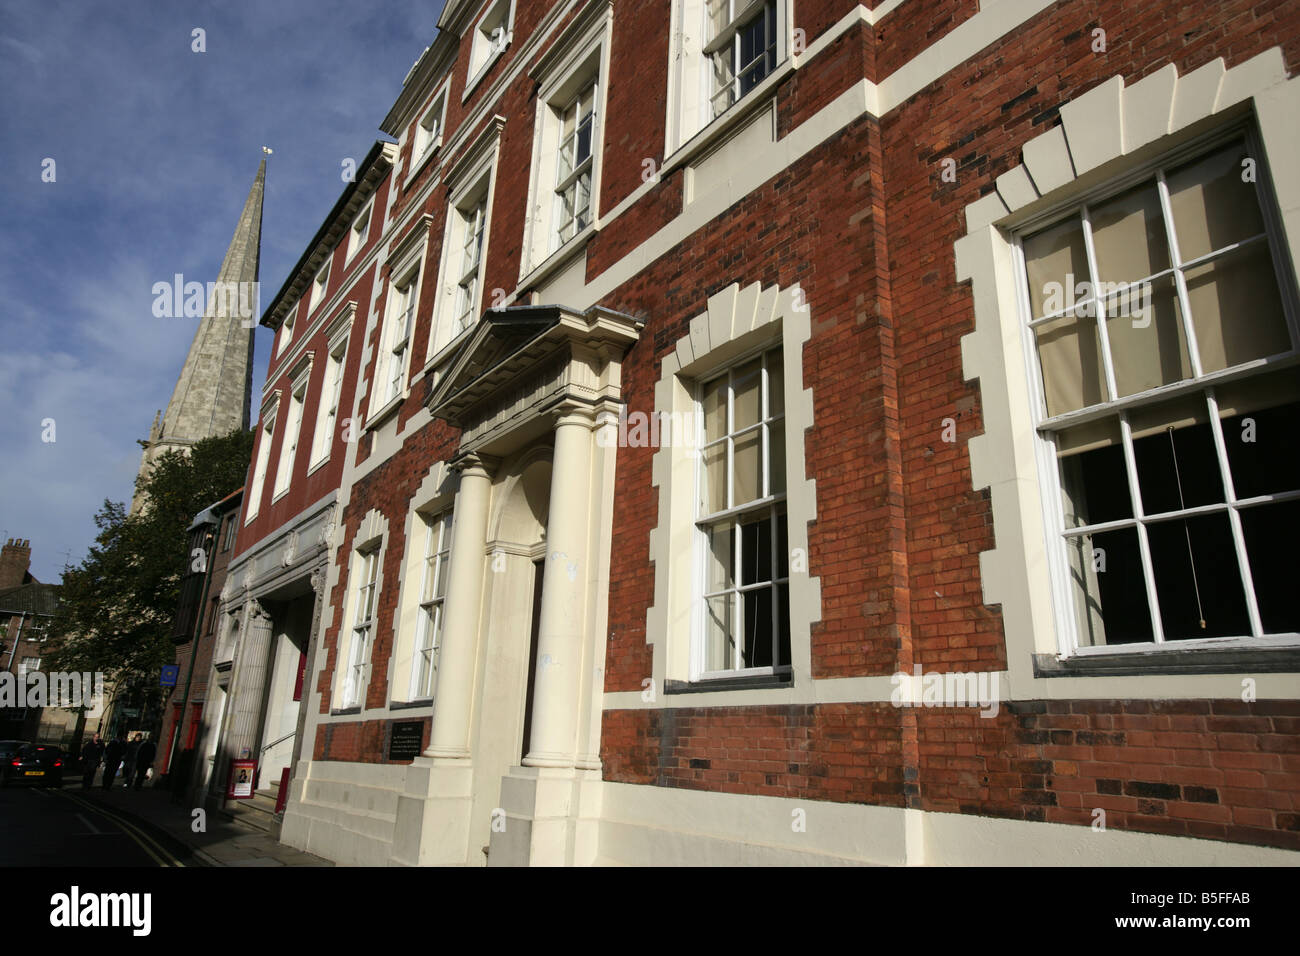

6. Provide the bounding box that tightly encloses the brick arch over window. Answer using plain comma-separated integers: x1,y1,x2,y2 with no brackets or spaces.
956,48,1300,687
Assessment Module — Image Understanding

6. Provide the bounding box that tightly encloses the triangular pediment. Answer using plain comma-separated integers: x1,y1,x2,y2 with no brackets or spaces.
427,303,644,441
427,307,563,422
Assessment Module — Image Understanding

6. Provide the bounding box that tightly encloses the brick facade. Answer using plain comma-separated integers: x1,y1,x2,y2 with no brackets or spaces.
251,0,1300,862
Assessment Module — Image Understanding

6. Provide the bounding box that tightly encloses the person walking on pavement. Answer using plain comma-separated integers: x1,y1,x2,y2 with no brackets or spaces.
102,734,126,791
132,736,156,790
80,734,104,790
122,733,141,789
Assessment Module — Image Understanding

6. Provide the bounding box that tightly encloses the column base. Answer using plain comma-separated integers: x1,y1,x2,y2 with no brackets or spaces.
388,757,476,866
487,765,603,867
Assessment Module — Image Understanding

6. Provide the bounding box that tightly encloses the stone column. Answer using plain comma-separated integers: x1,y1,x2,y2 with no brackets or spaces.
425,452,495,760
523,406,594,768
223,599,275,769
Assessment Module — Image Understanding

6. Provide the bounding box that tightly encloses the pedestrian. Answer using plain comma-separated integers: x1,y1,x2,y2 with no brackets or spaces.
122,733,142,788
80,734,104,790
102,734,125,791
132,737,156,791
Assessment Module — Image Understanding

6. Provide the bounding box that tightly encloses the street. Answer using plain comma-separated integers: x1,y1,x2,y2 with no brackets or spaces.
0,782,186,867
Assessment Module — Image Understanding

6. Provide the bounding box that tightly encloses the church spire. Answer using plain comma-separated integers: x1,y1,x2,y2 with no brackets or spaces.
131,158,266,513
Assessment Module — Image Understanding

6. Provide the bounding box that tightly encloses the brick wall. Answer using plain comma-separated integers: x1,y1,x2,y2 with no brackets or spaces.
300,0,1300,851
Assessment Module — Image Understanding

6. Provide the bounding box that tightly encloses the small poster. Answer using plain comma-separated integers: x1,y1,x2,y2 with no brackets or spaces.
160,664,179,687
228,758,257,799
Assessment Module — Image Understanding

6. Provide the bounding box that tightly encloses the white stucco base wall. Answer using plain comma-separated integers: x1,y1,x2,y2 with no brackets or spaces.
595,782,1300,867
280,761,1300,866
280,760,405,867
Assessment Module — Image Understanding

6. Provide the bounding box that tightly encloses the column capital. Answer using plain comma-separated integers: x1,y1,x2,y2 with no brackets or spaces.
248,599,273,624
449,450,499,479
553,402,597,430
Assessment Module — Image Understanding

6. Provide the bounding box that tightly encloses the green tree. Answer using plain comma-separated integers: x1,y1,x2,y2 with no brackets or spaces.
47,428,253,705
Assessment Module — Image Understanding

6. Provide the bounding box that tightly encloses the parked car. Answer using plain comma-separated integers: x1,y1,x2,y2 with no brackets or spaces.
1,744,65,788
0,740,26,763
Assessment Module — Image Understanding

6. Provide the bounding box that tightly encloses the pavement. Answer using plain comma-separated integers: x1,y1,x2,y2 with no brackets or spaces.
65,779,331,867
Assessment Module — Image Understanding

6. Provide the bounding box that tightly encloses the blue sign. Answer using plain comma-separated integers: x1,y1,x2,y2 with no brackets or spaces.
160,664,179,687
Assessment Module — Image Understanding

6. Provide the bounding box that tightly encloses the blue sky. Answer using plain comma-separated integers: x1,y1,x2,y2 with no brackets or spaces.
0,0,443,582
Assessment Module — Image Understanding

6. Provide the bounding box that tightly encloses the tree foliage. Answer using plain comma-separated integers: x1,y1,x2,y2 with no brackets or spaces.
46,428,253,701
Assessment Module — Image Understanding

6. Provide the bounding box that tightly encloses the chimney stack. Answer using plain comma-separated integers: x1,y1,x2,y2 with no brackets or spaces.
0,538,32,590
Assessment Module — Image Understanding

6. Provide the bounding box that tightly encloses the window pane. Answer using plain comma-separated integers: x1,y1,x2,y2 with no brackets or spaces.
776,582,790,666
706,0,729,38
560,103,575,145
733,358,762,430
1066,527,1153,646
705,523,733,594
1167,140,1265,262
575,172,591,227
1131,397,1224,514
1089,183,1170,284
1147,512,1250,639
1183,242,1290,373
704,595,733,671
1056,420,1132,527
775,510,789,578
435,550,450,599
421,557,436,603
703,376,727,441
701,442,726,514
1024,218,1090,318
1103,275,1191,397
1220,391,1300,499
557,142,573,183
742,587,774,667
769,423,786,496
739,512,772,585
733,428,761,505
576,110,593,165
1035,310,1107,416
1239,500,1300,634
767,348,784,416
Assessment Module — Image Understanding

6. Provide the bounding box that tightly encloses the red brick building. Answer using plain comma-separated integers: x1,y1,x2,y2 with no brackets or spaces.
157,489,243,798
190,142,394,817
229,0,1300,864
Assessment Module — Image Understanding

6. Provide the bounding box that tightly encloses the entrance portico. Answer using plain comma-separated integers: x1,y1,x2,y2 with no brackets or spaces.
389,304,640,866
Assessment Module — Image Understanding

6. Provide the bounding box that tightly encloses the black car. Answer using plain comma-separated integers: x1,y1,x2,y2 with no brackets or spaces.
0,740,26,763
1,744,65,788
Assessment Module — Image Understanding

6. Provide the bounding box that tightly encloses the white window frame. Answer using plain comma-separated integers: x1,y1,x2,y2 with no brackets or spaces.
244,401,279,525
407,508,453,701
428,128,501,364
341,545,381,710
373,243,426,418
643,283,820,699
693,346,790,680
346,201,373,264
464,0,515,101
1013,125,1300,657
308,259,331,315
409,81,451,183
272,365,311,501
277,304,299,357
703,0,780,123
665,0,790,157
309,321,351,470
519,7,612,279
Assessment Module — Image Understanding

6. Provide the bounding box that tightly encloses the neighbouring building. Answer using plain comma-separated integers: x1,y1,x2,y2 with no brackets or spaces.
193,143,393,817
157,488,243,801
218,0,1298,865
0,539,96,745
